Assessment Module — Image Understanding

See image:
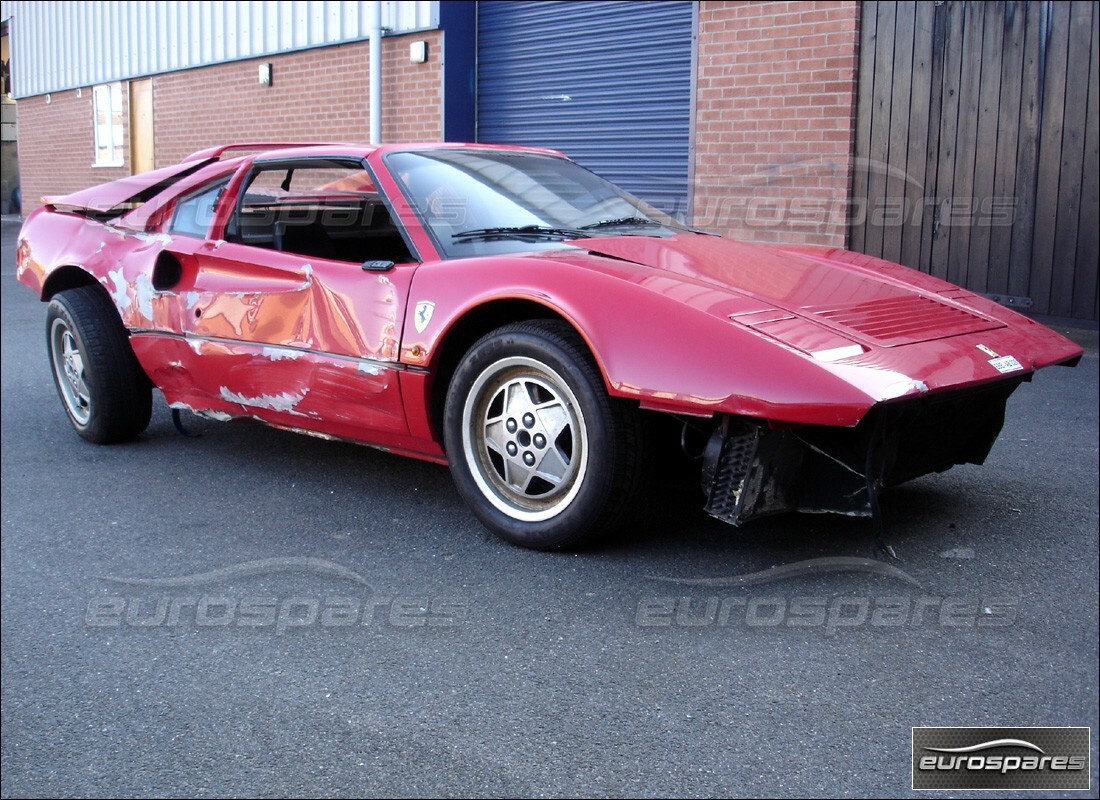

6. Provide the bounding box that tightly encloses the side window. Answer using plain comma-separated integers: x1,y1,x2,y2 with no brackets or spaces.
226,159,414,264
169,179,229,238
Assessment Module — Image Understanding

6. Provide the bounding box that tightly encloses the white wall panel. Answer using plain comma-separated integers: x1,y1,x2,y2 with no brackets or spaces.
5,0,438,97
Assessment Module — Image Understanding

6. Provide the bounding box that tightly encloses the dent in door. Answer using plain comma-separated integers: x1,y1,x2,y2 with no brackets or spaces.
137,245,409,437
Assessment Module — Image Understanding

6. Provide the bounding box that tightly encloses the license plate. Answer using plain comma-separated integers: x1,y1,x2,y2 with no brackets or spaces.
988,355,1024,373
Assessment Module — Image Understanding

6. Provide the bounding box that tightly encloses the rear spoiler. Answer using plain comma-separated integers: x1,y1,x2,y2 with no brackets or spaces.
42,159,215,217
41,143,350,219
183,142,338,162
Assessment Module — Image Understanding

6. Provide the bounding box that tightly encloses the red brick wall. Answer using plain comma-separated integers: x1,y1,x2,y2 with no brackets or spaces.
693,1,861,246
19,10,861,243
17,89,131,212
153,32,442,166
18,31,441,214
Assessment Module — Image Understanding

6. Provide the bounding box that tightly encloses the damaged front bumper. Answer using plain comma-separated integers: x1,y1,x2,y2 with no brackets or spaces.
701,379,1024,525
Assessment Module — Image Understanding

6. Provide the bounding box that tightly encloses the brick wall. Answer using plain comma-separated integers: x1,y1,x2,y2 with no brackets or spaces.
18,9,861,242
153,32,442,166
17,31,441,214
17,89,131,213
693,1,861,246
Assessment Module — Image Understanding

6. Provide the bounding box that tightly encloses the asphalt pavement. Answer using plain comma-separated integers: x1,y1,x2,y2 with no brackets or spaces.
2,218,1097,798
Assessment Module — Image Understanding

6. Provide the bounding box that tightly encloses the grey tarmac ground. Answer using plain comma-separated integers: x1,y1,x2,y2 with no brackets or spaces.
2,218,1097,798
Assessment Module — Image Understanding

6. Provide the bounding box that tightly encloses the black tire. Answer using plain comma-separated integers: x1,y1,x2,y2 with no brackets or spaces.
46,286,152,443
443,320,648,549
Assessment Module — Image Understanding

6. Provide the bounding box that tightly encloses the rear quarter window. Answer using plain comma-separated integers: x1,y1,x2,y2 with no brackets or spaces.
169,179,229,238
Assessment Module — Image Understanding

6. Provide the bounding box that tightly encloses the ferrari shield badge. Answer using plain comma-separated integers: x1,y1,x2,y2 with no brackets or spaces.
414,301,435,334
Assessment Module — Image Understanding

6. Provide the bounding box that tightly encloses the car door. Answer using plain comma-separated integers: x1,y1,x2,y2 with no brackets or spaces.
158,157,419,440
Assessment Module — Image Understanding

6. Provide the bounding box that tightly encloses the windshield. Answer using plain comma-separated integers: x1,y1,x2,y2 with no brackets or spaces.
385,149,689,258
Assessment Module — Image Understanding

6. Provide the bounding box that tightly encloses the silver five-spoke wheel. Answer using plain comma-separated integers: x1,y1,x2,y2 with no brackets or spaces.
45,286,152,443
462,356,589,522
50,318,92,426
445,320,647,549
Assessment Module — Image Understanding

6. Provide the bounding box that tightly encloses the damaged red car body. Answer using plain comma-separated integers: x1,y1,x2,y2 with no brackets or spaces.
16,142,1083,549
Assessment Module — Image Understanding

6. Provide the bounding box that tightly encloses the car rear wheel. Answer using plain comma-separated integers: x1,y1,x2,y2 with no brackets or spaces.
46,286,152,443
444,320,647,549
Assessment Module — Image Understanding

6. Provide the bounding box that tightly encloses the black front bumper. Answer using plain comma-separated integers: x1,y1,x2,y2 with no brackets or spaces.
701,379,1024,525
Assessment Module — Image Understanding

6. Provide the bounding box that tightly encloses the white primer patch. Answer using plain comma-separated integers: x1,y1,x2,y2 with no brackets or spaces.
811,344,864,362
169,401,233,422
196,409,234,422
106,268,132,311
184,292,201,309
262,346,303,361
134,273,156,320
101,225,172,245
219,386,309,414
878,377,929,400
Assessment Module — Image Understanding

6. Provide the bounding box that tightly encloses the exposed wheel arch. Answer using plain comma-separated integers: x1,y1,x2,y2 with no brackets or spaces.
442,319,650,548
427,298,609,449
46,286,153,443
40,267,150,390
41,265,101,301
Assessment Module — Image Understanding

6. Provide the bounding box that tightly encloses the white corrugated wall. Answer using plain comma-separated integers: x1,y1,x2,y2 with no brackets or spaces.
5,0,437,98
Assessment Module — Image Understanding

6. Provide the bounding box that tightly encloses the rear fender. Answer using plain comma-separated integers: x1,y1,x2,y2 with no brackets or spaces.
17,207,182,332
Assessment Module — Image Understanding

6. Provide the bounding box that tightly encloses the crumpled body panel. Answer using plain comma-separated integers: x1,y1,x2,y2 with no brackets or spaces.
14,143,1084,485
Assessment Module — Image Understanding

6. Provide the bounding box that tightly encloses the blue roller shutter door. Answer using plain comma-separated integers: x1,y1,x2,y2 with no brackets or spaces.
477,1,693,216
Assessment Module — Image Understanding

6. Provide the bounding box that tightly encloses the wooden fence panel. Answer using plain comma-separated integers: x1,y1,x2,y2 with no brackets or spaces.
852,1,1099,323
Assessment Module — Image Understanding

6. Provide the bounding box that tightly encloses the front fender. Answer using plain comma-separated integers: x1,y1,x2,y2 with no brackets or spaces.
399,251,884,428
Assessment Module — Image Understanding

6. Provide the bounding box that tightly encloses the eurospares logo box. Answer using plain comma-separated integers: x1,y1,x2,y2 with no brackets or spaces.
912,727,1090,790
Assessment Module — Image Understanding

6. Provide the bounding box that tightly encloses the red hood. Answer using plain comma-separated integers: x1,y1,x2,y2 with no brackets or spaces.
581,234,1005,347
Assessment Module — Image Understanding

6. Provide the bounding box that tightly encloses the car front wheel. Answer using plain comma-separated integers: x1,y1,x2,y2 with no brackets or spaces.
444,320,647,549
46,286,152,443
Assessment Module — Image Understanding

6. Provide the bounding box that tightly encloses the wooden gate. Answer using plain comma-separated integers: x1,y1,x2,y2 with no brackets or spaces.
851,1,1098,323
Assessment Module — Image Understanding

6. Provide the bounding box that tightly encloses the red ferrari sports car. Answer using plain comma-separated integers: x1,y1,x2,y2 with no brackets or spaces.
16,142,1083,548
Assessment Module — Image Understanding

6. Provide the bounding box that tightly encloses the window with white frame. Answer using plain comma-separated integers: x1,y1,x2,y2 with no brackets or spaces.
92,82,124,167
